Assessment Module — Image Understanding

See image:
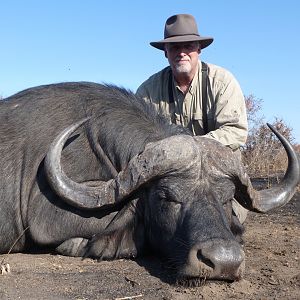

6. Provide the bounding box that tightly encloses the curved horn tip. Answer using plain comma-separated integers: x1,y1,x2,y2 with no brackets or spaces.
266,123,276,132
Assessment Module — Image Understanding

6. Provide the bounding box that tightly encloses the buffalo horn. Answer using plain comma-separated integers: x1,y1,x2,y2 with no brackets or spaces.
235,123,300,213
45,119,198,210
45,118,118,210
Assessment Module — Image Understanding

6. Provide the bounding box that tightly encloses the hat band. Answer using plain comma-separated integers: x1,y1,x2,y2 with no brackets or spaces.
165,33,200,39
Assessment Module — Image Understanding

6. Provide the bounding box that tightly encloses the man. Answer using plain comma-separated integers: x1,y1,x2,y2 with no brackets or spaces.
137,13,248,150
136,14,248,223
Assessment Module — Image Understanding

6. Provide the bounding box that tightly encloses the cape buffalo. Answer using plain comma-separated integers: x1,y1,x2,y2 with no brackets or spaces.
0,82,299,283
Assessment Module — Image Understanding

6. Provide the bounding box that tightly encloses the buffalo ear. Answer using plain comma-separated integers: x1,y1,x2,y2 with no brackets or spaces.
84,223,144,260
84,199,145,260
233,174,258,211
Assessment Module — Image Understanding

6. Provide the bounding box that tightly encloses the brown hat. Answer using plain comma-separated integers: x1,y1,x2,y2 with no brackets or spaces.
150,14,213,51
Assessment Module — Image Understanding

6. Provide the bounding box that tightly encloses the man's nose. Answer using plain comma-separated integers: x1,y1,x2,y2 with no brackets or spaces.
177,50,187,56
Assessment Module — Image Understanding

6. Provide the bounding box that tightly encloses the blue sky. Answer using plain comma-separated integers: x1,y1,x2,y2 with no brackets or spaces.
1,0,299,142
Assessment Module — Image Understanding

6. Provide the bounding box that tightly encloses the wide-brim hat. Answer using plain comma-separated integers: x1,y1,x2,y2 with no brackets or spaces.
150,14,214,51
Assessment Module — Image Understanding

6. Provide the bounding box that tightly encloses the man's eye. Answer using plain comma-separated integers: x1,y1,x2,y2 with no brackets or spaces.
186,45,196,51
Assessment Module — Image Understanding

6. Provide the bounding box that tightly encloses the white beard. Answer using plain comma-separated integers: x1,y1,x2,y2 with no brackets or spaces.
173,62,192,74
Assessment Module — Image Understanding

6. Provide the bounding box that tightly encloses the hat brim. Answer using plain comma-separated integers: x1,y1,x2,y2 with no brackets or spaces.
150,35,213,50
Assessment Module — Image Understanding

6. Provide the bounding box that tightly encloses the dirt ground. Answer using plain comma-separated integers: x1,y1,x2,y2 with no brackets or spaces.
0,191,299,300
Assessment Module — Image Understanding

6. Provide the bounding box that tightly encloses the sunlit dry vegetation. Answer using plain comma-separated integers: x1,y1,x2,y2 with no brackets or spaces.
242,95,299,187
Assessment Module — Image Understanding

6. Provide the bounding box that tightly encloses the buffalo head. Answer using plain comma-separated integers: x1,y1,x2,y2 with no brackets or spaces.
45,120,299,283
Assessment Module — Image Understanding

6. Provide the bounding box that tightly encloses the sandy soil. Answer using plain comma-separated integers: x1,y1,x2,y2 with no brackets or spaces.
0,192,299,300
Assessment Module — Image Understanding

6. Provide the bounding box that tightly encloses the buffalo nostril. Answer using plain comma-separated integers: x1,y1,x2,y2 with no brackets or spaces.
197,250,214,269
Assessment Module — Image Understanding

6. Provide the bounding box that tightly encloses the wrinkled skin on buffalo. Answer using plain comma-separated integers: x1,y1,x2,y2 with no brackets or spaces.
0,82,298,284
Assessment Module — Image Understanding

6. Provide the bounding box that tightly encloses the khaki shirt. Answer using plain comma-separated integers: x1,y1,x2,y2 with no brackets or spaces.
136,61,248,150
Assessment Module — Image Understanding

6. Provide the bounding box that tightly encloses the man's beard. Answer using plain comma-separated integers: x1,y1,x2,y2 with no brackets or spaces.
173,61,192,74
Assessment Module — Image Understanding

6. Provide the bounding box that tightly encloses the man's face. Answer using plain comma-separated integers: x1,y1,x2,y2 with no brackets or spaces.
165,41,201,76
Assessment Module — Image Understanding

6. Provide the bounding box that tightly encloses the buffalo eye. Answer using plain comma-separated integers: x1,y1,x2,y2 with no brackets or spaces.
156,189,183,204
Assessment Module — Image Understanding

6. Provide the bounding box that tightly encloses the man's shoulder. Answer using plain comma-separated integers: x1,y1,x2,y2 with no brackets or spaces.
204,61,243,97
136,66,171,97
